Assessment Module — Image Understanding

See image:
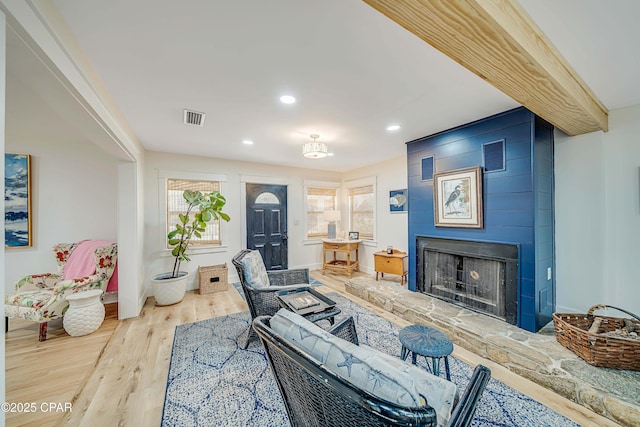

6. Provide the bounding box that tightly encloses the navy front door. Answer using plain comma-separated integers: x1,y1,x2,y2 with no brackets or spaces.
246,183,287,270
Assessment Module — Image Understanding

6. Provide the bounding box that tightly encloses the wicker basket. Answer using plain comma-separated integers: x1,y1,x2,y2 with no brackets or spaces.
198,264,228,294
552,305,640,370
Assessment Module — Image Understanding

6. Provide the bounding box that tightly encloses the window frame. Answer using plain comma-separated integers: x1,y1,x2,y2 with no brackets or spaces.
344,176,376,243
159,170,228,255
303,180,340,242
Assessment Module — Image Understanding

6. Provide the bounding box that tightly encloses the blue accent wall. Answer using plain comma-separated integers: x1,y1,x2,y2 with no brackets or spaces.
407,107,555,332
533,117,555,329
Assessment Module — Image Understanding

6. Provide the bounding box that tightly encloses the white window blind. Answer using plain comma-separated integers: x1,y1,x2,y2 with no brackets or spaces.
167,178,221,247
306,187,337,238
348,184,374,239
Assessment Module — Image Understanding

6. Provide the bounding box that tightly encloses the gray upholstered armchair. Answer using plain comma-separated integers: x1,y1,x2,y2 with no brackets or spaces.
231,249,309,348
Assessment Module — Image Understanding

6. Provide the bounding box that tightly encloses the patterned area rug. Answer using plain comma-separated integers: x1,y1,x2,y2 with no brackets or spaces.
162,292,579,427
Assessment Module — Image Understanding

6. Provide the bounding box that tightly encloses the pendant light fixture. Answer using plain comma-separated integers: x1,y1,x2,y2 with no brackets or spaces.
303,134,328,159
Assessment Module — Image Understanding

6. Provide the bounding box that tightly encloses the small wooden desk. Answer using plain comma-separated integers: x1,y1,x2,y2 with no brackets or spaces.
322,239,361,278
374,249,408,284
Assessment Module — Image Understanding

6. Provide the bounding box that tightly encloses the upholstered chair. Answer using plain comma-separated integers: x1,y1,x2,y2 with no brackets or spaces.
5,241,118,341
231,249,309,348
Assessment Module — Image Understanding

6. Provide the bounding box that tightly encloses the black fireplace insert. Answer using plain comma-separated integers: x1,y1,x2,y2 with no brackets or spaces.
417,236,518,325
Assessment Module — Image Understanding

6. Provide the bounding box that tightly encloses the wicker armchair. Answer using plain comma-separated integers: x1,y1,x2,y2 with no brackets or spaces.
232,249,310,348
327,316,359,345
253,313,491,427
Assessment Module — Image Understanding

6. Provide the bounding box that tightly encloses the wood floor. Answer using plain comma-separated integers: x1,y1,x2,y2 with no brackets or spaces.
4,271,618,427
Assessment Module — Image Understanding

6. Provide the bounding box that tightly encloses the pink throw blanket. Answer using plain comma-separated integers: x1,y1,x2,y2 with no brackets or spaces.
63,240,118,292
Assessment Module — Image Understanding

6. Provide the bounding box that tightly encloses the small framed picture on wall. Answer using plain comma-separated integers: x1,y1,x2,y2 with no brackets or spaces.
389,189,407,213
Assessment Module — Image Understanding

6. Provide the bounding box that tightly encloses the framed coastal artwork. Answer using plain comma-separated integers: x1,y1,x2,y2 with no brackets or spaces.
433,166,483,228
389,189,407,213
5,153,32,247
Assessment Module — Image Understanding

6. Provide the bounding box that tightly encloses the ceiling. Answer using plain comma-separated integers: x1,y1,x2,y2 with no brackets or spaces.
7,0,640,172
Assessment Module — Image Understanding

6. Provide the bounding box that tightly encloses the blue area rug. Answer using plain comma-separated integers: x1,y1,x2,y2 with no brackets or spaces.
162,292,579,427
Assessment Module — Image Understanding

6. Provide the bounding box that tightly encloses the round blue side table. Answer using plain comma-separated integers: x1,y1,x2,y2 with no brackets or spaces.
398,324,453,380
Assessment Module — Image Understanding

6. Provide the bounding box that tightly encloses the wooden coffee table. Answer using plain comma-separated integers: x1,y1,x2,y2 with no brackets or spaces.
276,287,341,325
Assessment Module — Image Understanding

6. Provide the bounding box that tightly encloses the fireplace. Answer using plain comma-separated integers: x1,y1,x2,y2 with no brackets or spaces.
417,237,518,325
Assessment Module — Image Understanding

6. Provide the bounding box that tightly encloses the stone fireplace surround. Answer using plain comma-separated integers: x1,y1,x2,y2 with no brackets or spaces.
345,276,640,427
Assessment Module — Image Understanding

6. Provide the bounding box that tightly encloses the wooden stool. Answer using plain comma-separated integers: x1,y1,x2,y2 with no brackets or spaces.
399,324,453,380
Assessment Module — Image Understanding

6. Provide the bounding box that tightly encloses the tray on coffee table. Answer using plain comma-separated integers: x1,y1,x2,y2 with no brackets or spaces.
276,287,337,316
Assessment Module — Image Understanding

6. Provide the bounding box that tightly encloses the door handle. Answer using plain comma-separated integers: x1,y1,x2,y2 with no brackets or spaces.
282,233,288,244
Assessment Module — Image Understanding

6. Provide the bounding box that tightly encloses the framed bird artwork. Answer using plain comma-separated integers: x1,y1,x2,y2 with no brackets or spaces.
433,166,483,228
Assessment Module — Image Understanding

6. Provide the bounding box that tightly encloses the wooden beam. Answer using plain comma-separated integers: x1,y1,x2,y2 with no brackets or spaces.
363,0,608,135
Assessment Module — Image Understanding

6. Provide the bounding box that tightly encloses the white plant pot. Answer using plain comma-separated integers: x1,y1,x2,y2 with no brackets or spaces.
152,271,188,306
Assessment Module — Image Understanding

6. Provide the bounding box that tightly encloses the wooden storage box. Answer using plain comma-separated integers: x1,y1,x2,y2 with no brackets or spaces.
198,263,228,294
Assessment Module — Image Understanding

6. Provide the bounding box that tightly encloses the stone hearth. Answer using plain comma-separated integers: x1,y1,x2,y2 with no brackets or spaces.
345,276,640,427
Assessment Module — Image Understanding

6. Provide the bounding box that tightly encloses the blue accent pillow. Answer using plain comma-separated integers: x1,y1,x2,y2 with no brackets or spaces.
240,250,270,288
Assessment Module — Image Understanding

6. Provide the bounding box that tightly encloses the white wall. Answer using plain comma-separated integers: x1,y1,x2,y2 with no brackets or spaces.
1,10,7,420
144,151,341,292
117,160,147,318
342,155,408,275
4,79,119,290
555,104,640,314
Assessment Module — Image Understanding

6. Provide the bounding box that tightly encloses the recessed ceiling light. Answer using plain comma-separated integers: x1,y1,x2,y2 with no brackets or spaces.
386,124,401,131
328,153,334,157
280,95,296,104
242,140,254,145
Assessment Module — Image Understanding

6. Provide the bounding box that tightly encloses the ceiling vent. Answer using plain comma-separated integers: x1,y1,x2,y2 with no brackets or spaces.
183,109,206,126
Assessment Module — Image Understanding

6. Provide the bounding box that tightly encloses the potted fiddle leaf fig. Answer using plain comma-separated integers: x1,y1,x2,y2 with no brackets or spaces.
152,189,230,305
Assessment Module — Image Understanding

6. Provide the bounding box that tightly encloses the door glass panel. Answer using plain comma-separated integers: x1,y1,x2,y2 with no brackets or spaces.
255,192,279,204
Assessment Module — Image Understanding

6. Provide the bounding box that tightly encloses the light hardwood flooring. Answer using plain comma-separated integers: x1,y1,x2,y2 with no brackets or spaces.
4,271,618,426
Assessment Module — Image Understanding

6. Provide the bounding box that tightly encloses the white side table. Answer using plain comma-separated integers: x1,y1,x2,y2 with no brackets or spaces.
63,289,105,337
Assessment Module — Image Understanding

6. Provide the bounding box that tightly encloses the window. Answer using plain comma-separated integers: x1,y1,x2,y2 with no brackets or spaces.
167,178,222,247
348,184,374,239
306,187,337,238
255,192,279,204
